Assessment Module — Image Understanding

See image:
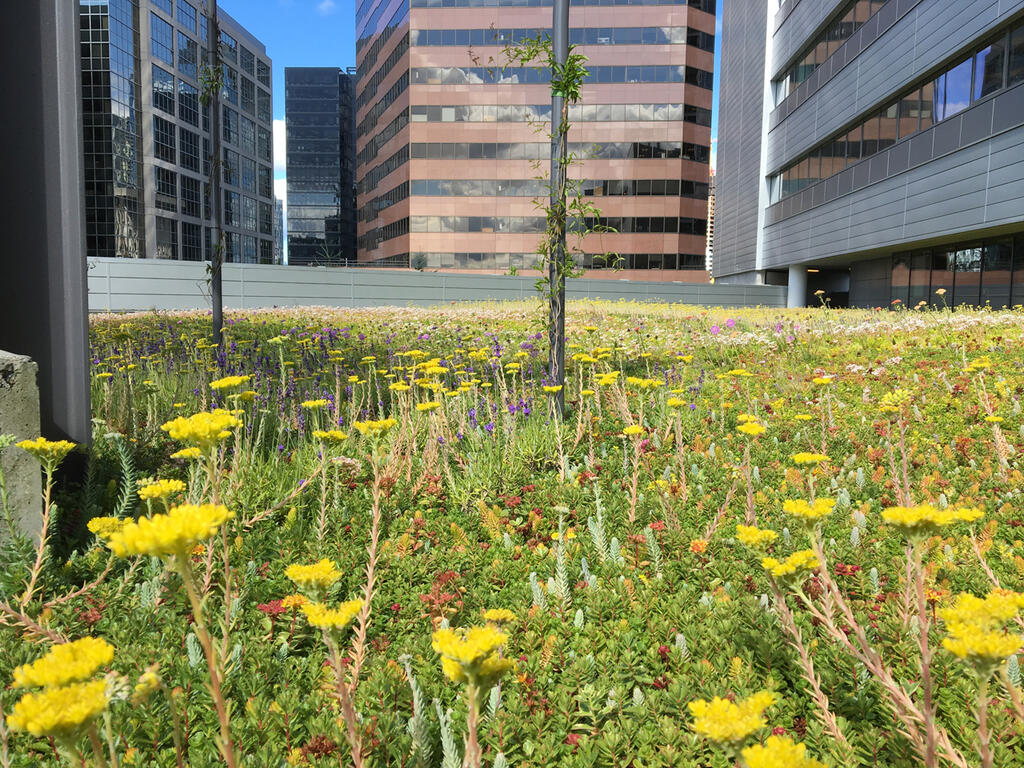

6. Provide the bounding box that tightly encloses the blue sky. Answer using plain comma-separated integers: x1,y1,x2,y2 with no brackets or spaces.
220,0,723,198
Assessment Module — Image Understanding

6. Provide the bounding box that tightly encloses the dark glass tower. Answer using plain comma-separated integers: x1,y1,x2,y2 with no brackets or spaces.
285,66,357,266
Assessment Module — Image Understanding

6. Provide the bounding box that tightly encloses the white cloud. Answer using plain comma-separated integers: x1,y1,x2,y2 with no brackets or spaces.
710,137,717,172
274,177,287,204
316,0,336,15
273,119,286,174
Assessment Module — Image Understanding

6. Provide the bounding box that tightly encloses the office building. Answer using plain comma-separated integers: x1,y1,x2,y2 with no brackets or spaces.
285,67,358,265
275,197,285,263
355,0,716,279
715,0,1024,307
81,0,277,263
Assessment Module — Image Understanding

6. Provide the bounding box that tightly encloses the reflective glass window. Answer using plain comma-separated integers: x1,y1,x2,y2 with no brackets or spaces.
1009,24,1024,86
981,241,1013,308
898,89,920,138
153,65,175,114
940,58,973,120
879,102,899,151
908,251,931,307
151,13,174,66
931,250,955,303
952,246,982,306
177,0,197,32
974,39,1006,100
891,254,911,306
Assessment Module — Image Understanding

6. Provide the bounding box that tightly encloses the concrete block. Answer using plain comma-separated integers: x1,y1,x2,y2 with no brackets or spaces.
0,351,42,541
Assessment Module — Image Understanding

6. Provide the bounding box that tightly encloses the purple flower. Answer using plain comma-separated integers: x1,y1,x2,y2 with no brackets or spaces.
725,318,735,328
484,422,495,434
710,325,721,335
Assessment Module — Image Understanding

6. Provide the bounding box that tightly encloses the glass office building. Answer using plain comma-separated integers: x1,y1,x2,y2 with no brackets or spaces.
80,0,277,263
715,0,1024,307
355,0,717,280
285,67,358,266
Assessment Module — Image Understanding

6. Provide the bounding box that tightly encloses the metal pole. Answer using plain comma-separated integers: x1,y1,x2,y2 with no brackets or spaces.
208,0,224,348
549,0,569,418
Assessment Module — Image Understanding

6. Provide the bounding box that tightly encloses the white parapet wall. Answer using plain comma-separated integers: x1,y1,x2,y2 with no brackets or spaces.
87,259,787,312
0,351,42,541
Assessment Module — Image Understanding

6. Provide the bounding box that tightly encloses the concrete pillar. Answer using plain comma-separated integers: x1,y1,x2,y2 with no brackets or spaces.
0,352,42,539
787,265,807,308
0,1,91,445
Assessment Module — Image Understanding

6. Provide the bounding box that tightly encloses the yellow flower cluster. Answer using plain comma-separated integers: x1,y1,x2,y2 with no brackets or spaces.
667,397,687,408
209,374,250,391
132,671,161,703
353,417,397,436
282,593,308,609
762,550,819,579
285,559,342,593
302,599,363,631
940,590,1024,666
736,524,778,547
417,401,441,412
881,504,983,536
737,422,766,436
7,680,108,738
483,608,517,623
432,625,513,688
161,409,241,450
543,385,563,394
791,453,829,465
137,478,186,501
312,429,348,442
13,637,114,688
688,691,777,744
300,399,328,409
106,503,234,558
782,498,835,521
622,425,645,437
16,437,76,468
879,388,912,413
742,735,827,768
87,516,126,541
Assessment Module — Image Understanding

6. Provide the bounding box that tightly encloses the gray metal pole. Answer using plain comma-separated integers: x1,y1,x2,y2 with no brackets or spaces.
548,0,569,417
208,0,224,348
0,0,91,445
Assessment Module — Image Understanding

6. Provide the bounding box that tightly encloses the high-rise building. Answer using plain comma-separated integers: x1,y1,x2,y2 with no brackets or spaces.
355,0,716,279
80,0,277,263
274,197,285,263
715,0,1024,307
285,67,358,266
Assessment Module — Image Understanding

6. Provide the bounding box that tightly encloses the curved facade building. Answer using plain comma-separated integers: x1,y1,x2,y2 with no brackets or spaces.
355,0,717,280
716,0,1024,307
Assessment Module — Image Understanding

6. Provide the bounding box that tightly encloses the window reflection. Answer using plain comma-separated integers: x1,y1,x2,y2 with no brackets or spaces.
892,239,1024,308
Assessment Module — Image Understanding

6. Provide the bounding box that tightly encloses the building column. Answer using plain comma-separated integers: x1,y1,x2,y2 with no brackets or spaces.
787,265,807,308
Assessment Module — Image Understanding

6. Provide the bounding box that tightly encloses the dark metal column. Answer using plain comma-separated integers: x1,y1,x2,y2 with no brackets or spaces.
547,0,569,416
0,1,91,444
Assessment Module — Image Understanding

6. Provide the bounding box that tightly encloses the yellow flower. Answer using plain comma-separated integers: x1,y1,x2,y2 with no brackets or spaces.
161,410,241,450
417,401,441,412
87,517,126,541
137,478,186,501
782,498,835,521
300,399,328,410
690,539,709,554
942,624,1022,663
132,671,161,703
432,625,513,688
667,397,687,408
94,372,114,380
16,438,76,469
281,593,308,610
209,375,250,391
985,415,1003,423
794,414,813,421
352,418,397,436
791,453,829,465
762,550,819,579
13,637,114,689
742,735,827,768
170,447,202,460
483,608,517,623
881,504,983,536
622,425,645,437
736,422,766,436
7,680,108,738
285,559,342,593
688,691,777,744
939,590,1024,666
543,385,563,393
302,599,363,631
389,382,411,392
580,389,595,397
811,376,834,385
312,429,348,442
736,524,778,547
879,389,912,413
106,504,234,558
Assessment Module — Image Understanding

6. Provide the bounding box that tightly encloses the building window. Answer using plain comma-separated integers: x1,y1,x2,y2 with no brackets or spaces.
239,46,255,75
151,13,174,67
1011,26,1024,85
240,116,256,154
241,77,255,114
258,166,272,198
154,116,176,162
156,168,177,212
223,106,238,144
182,221,202,260
257,88,271,124
181,175,201,218
242,235,257,263
257,59,271,87
260,239,273,264
223,149,239,186
179,127,200,171
155,217,177,259
242,196,257,232
222,66,238,104
223,231,238,262
240,157,256,192
178,79,199,125
257,126,271,163
152,65,175,114
220,30,237,62
151,0,173,16
224,190,240,227
259,201,273,234
177,0,197,31
178,32,198,80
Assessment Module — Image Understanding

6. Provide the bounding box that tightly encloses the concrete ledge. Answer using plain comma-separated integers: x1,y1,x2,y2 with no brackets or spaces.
0,351,41,541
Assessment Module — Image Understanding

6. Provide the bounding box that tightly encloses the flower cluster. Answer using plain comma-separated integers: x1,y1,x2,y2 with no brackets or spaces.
790,453,829,465
312,429,348,442
87,516,127,541
137,478,187,501
106,503,234,558
782,498,835,521
736,524,778,547
13,637,114,689
688,691,777,744
285,559,342,595
432,625,513,691
762,550,819,580
209,374,250,391
302,599,363,632
940,590,1024,668
741,735,827,768
352,417,397,436
17,437,76,469
881,504,984,536
161,409,241,450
